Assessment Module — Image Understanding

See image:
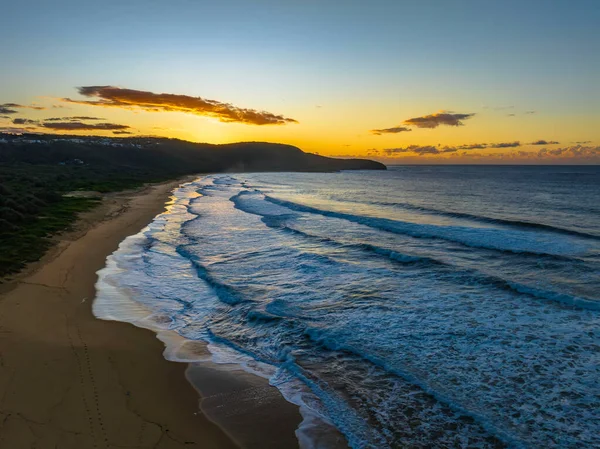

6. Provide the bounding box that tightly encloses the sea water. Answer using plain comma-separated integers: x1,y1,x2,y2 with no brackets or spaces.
95,166,600,448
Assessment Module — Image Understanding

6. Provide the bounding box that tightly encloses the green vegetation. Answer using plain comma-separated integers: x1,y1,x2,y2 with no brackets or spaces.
0,163,179,278
0,133,385,278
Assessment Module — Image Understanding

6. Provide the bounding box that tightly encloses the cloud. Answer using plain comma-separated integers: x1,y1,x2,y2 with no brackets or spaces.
0,107,18,114
440,145,600,162
0,127,30,133
370,126,412,135
535,145,599,159
530,140,559,145
384,145,441,155
524,111,536,114
41,121,130,131
455,143,488,150
63,86,298,125
380,141,527,157
113,130,133,135
44,116,105,121
574,141,591,144
403,111,475,128
0,103,45,111
507,114,516,117
489,141,521,148
12,118,39,125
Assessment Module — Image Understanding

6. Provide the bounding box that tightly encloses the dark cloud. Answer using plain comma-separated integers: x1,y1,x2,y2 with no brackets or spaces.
574,141,591,144
44,116,105,121
71,116,104,120
63,86,298,125
507,113,516,117
112,130,133,135
489,141,521,148
530,140,559,145
0,103,45,111
384,145,440,155
12,118,39,125
456,143,488,150
524,111,536,115
370,126,412,135
403,111,475,128
41,121,130,131
0,127,30,133
0,107,18,114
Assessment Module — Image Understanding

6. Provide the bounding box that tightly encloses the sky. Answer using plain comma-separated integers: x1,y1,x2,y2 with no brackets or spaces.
2,0,599,164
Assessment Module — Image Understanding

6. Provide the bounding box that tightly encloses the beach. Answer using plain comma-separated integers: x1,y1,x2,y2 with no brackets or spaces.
0,179,301,448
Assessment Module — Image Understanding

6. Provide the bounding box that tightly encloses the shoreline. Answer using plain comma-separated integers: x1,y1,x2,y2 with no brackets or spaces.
0,178,278,448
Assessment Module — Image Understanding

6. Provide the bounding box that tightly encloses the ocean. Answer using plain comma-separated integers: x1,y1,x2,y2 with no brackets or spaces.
95,165,600,448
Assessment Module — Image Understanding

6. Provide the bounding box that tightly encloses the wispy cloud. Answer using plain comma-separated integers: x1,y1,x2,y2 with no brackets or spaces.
45,116,105,121
383,145,441,155
63,86,298,125
41,121,130,131
0,127,32,133
403,111,475,128
0,103,45,111
455,143,488,149
461,146,599,162
379,141,525,157
112,130,133,135
535,145,599,158
524,110,536,115
370,126,412,135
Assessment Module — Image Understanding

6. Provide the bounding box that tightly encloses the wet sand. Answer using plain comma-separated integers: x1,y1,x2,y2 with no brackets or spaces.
0,179,301,448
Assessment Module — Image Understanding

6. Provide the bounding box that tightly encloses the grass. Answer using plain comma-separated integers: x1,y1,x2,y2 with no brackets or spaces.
0,197,101,278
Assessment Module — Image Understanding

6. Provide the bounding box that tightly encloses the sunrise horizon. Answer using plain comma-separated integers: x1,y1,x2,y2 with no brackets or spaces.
3,0,599,165
1,87,598,165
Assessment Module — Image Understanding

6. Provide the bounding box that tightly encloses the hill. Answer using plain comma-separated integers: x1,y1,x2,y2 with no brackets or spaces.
0,134,385,173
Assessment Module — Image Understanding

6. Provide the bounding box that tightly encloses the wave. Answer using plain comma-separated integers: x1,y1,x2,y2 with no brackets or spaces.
300,327,518,448
231,191,599,310
260,194,588,260
328,197,600,241
176,245,249,306
277,222,599,311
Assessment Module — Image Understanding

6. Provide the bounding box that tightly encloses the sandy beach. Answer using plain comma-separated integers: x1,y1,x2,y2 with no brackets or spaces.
0,179,301,448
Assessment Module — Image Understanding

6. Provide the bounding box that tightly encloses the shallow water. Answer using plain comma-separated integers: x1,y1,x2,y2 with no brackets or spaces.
96,166,600,448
